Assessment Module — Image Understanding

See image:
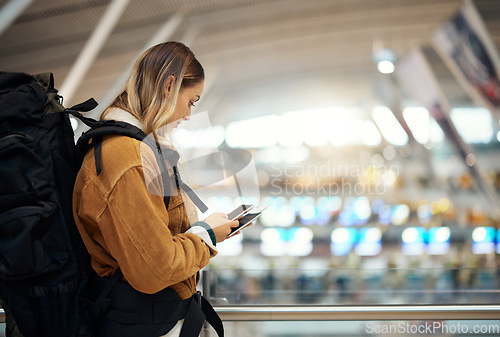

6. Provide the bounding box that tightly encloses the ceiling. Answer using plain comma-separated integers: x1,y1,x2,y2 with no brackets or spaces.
2,0,500,126
3,0,500,220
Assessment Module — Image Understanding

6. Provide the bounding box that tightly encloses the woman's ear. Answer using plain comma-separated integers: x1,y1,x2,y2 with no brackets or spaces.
165,75,175,95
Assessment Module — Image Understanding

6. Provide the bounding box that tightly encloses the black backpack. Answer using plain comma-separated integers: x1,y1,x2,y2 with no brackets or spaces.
0,72,218,337
0,72,175,337
0,72,96,337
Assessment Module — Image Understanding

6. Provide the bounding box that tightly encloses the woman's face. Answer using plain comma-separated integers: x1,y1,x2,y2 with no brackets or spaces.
168,80,204,127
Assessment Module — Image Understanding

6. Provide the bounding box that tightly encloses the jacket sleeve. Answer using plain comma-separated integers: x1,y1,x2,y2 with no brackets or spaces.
97,165,213,294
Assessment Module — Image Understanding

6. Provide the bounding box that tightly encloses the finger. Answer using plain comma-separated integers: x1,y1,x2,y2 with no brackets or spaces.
226,228,241,238
229,220,240,228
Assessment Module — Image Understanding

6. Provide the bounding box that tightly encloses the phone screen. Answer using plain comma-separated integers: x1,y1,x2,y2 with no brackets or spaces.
237,212,261,226
227,212,262,237
227,204,253,221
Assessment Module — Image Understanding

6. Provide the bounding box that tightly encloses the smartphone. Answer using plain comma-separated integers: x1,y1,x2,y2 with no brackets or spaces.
227,205,267,238
227,204,254,221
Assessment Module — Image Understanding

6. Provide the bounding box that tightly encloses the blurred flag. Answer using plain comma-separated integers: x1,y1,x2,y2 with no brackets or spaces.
432,0,500,120
395,48,500,218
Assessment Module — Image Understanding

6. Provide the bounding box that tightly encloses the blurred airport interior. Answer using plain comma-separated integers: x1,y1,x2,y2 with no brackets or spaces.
1,0,500,324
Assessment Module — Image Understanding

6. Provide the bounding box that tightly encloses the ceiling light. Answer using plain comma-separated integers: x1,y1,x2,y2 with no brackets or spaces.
373,48,396,74
377,60,395,74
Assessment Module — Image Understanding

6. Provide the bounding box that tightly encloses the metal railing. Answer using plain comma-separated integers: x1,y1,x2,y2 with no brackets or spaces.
2,304,500,324
214,304,500,321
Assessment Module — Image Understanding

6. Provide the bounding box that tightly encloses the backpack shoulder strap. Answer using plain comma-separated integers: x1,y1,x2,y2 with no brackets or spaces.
69,109,146,167
71,115,173,209
70,111,208,213
75,120,147,171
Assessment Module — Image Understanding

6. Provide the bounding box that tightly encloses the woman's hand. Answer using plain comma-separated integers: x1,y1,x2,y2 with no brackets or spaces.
203,213,240,243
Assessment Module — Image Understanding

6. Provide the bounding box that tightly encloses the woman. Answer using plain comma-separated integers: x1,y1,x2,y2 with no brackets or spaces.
73,41,239,337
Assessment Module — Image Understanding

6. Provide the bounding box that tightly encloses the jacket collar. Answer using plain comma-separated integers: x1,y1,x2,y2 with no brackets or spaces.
103,108,180,159
103,107,144,131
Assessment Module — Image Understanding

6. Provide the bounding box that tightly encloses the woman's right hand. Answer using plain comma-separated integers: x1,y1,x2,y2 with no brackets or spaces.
203,213,240,243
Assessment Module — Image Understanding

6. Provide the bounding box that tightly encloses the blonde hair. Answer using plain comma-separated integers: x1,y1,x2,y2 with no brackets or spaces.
102,41,204,135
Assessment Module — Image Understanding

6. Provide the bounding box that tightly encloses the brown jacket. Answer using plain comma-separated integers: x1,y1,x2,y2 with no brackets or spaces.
73,134,215,299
